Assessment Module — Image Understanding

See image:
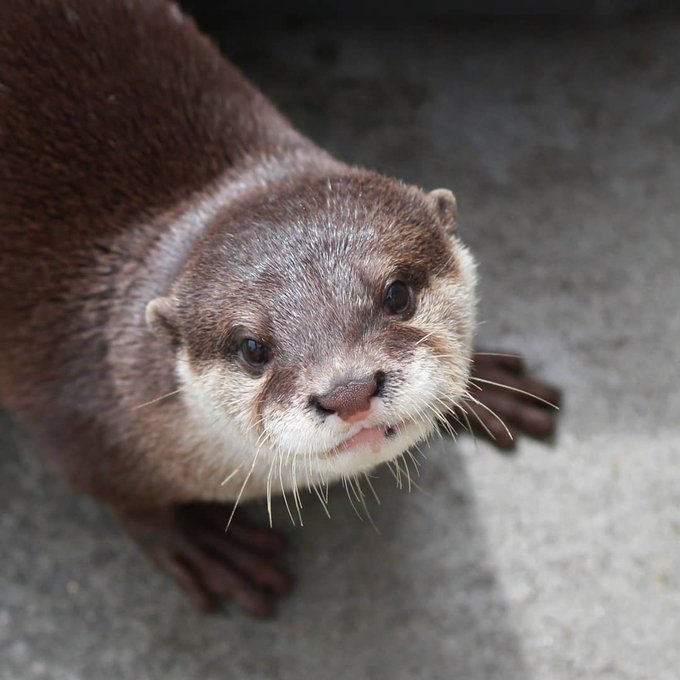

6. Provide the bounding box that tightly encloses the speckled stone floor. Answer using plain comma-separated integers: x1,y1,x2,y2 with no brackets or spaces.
2,5,679,680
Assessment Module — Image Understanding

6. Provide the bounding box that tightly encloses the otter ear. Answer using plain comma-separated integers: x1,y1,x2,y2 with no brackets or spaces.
428,188,458,236
146,296,181,348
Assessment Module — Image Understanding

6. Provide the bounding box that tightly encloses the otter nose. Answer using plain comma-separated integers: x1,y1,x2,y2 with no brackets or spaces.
312,372,384,421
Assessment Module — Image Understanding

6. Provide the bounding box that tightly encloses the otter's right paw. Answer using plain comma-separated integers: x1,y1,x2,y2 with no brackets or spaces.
115,503,292,618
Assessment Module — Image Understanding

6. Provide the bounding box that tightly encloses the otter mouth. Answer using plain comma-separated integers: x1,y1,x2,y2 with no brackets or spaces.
331,421,405,456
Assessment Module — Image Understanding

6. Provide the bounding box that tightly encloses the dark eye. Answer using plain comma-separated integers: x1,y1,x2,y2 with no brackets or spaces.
383,280,411,315
240,338,269,367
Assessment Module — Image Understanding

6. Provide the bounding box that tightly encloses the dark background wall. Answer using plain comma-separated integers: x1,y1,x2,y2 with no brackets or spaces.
182,0,658,20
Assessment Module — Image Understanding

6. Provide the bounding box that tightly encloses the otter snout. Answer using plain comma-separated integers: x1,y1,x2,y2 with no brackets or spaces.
311,371,386,421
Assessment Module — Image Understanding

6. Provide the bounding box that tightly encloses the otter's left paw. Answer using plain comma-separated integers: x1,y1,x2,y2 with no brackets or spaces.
116,503,293,617
448,351,562,450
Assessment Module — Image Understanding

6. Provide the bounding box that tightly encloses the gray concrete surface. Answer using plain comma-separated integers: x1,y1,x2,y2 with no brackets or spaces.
2,6,679,680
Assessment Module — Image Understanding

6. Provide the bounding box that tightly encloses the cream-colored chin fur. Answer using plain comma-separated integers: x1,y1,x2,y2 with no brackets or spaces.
173,354,441,503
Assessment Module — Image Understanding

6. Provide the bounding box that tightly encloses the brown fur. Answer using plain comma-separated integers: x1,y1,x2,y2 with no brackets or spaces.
0,0,301,502
0,0,466,511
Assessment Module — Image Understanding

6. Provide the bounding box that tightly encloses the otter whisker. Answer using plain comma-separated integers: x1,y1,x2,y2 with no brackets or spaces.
402,455,413,492
460,400,496,441
446,406,476,442
416,401,443,435
429,396,459,439
243,414,267,438
303,449,312,492
341,475,363,521
441,407,465,435
411,391,455,439
396,455,430,495
405,449,421,475
291,455,304,526
265,458,275,528
220,466,242,486
458,408,478,446
470,376,560,410
438,415,459,440
363,473,381,506
408,476,431,496
393,455,412,493
464,391,513,441
351,474,379,532
311,453,328,504
255,427,270,450
411,440,428,461
347,473,364,505
226,445,262,531
311,481,332,518
132,386,185,410
278,447,296,527
387,460,402,489
414,331,435,347
430,353,472,361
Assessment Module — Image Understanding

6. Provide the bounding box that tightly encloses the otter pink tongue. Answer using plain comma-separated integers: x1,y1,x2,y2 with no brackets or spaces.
336,425,386,453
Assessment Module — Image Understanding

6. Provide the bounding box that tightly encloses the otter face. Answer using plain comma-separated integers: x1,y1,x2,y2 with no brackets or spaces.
147,173,476,493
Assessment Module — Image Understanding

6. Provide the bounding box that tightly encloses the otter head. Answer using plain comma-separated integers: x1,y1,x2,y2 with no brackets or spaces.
147,171,476,490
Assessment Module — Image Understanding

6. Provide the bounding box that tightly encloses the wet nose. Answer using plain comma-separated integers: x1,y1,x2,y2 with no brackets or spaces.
312,372,384,421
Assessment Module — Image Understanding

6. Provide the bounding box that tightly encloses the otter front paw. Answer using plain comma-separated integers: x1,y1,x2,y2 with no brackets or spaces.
115,503,292,617
449,351,562,450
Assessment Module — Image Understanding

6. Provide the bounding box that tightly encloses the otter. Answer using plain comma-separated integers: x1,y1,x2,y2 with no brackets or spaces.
0,0,560,617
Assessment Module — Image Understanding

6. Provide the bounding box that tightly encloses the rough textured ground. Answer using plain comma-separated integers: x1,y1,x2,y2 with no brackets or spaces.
2,6,679,680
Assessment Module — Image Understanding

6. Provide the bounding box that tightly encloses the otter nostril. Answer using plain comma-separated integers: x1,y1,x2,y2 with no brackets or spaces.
313,374,379,421
309,395,335,416
374,370,386,397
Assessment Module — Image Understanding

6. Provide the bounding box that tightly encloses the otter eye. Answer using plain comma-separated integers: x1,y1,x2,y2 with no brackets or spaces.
240,338,269,367
383,280,411,315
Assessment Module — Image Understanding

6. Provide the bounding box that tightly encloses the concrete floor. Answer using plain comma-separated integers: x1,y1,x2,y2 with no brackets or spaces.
2,6,679,680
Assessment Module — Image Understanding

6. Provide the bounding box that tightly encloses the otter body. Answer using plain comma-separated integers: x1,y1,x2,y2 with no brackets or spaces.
0,1,557,615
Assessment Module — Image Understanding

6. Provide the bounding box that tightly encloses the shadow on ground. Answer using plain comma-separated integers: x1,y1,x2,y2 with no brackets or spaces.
1,410,526,680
